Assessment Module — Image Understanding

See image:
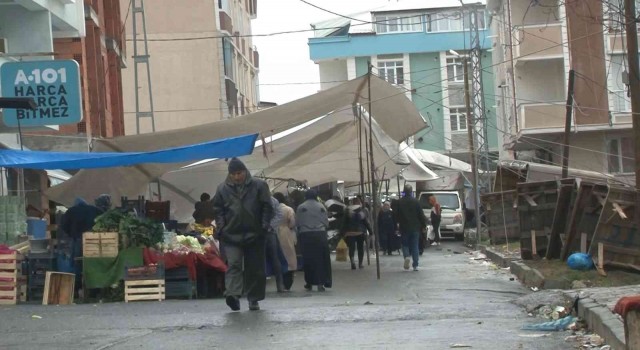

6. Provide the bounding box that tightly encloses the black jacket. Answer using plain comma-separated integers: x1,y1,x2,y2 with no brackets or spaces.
212,173,273,246
61,203,103,239
394,196,427,233
340,205,372,235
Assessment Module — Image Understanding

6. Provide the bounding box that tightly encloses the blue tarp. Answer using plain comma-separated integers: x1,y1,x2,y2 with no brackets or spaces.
0,134,258,170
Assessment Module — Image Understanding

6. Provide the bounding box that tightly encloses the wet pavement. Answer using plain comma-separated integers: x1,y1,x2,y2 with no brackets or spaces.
0,241,575,349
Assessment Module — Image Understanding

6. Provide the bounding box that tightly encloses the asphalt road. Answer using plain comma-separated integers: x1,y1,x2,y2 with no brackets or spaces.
0,241,574,349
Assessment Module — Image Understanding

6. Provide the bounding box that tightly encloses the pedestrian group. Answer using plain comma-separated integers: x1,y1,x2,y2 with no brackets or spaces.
208,157,433,312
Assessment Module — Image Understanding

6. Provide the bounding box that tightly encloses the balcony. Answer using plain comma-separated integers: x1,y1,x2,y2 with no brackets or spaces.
519,102,565,131
219,11,233,34
513,23,563,64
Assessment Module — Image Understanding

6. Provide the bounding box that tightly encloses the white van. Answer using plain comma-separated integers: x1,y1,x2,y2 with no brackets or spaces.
418,191,465,241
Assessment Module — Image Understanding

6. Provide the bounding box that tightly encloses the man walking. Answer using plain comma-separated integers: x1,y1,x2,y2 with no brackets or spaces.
395,184,427,271
266,195,285,292
213,157,273,311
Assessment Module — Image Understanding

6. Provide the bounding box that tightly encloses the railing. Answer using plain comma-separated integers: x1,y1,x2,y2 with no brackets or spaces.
513,23,563,62
519,102,566,130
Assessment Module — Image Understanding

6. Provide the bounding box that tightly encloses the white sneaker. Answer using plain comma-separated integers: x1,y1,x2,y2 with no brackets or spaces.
430,242,437,246
403,257,410,270
413,267,418,271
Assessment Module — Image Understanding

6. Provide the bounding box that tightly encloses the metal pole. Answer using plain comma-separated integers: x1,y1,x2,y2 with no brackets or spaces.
367,65,381,280
561,70,575,179
463,58,481,248
358,107,367,201
624,0,640,236
132,0,140,135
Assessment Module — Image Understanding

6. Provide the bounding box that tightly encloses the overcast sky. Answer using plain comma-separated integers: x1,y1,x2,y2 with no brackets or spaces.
252,0,392,105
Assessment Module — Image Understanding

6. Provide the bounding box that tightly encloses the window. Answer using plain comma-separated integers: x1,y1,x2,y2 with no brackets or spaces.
449,108,468,132
446,56,468,82
377,59,404,85
607,136,634,173
376,14,423,33
427,10,485,32
223,38,235,80
607,0,640,30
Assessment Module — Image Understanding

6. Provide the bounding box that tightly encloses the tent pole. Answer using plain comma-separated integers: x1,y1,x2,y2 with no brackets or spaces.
367,64,381,280
364,114,372,266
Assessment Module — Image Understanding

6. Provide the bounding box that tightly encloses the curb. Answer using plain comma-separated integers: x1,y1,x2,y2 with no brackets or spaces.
481,246,626,350
575,297,625,350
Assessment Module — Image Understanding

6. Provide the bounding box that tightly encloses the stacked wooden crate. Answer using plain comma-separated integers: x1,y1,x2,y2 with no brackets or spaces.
124,264,165,303
0,251,25,305
83,232,118,258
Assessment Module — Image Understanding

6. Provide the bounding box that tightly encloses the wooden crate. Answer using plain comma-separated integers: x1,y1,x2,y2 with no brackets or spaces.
517,181,559,259
482,191,519,245
125,279,165,302
125,264,164,281
0,251,24,305
43,271,75,305
83,232,118,257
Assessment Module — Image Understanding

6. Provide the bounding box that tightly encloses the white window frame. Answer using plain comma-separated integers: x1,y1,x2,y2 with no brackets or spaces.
427,10,486,33
375,14,423,34
449,107,468,132
377,59,405,86
607,136,634,174
446,55,468,83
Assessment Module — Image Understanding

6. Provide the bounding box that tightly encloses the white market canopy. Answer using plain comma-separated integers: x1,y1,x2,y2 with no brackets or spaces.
45,75,431,220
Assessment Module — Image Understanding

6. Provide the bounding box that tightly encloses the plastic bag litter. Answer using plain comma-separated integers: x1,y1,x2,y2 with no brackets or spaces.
336,239,348,262
522,315,578,331
567,253,594,271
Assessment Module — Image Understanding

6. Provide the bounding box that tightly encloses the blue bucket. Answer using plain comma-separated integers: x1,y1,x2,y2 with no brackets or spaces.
27,218,47,239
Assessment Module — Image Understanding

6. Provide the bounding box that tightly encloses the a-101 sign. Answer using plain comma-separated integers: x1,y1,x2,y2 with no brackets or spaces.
0,60,82,127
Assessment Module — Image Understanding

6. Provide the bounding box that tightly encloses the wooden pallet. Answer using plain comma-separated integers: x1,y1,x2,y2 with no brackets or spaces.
0,251,24,305
83,232,119,258
43,271,75,305
124,279,165,302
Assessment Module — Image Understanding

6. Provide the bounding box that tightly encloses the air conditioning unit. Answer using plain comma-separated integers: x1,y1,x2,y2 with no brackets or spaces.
0,38,7,54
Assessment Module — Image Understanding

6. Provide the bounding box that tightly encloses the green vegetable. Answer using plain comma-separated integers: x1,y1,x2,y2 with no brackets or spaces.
91,209,164,248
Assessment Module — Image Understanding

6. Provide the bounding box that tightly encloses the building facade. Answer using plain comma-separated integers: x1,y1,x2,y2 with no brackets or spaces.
487,0,634,182
307,1,499,164
120,0,260,135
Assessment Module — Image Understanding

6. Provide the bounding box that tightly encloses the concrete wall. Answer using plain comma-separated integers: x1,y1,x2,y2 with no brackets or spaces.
515,60,565,104
410,52,445,152
319,60,347,90
0,8,53,59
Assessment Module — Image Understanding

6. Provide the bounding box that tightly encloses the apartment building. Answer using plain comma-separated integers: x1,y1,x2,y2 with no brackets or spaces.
120,0,260,135
0,0,85,132
487,0,634,182
307,0,499,164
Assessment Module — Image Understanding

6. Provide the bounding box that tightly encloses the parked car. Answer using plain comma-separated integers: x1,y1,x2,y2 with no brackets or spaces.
418,191,465,241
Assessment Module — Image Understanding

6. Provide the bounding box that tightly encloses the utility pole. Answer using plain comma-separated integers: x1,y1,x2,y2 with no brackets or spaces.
367,65,381,280
624,0,640,231
562,70,576,178
463,58,481,248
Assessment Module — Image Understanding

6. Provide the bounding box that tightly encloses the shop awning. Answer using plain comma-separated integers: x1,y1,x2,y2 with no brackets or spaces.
0,134,258,170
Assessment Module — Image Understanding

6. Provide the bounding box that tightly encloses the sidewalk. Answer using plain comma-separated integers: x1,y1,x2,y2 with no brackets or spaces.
481,245,640,350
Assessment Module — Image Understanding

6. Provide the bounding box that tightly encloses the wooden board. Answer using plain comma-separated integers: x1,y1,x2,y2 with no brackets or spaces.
589,185,640,272
43,272,75,305
125,279,165,303
561,182,607,261
546,179,577,259
83,232,118,258
0,252,24,305
517,181,559,259
481,191,519,245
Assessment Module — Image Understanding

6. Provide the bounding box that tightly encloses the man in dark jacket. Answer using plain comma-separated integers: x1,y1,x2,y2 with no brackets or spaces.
212,158,273,311
394,184,427,271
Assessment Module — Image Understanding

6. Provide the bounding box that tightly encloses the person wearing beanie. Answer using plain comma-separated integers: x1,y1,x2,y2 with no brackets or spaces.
212,157,274,311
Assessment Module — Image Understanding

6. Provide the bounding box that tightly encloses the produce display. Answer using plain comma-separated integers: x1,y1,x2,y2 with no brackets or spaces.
159,235,205,255
92,209,164,249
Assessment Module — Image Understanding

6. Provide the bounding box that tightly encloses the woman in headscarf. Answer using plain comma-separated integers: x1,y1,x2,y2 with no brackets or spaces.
273,192,297,291
295,190,332,291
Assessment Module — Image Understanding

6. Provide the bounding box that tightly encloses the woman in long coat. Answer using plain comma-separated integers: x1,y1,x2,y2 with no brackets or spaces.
273,192,297,291
295,190,332,291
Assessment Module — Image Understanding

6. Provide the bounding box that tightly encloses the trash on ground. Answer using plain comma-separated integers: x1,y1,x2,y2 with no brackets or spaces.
31,315,42,319
364,301,373,305
521,315,578,331
530,287,539,292
567,253,594,271
449,344,472,348
518,333,549,338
